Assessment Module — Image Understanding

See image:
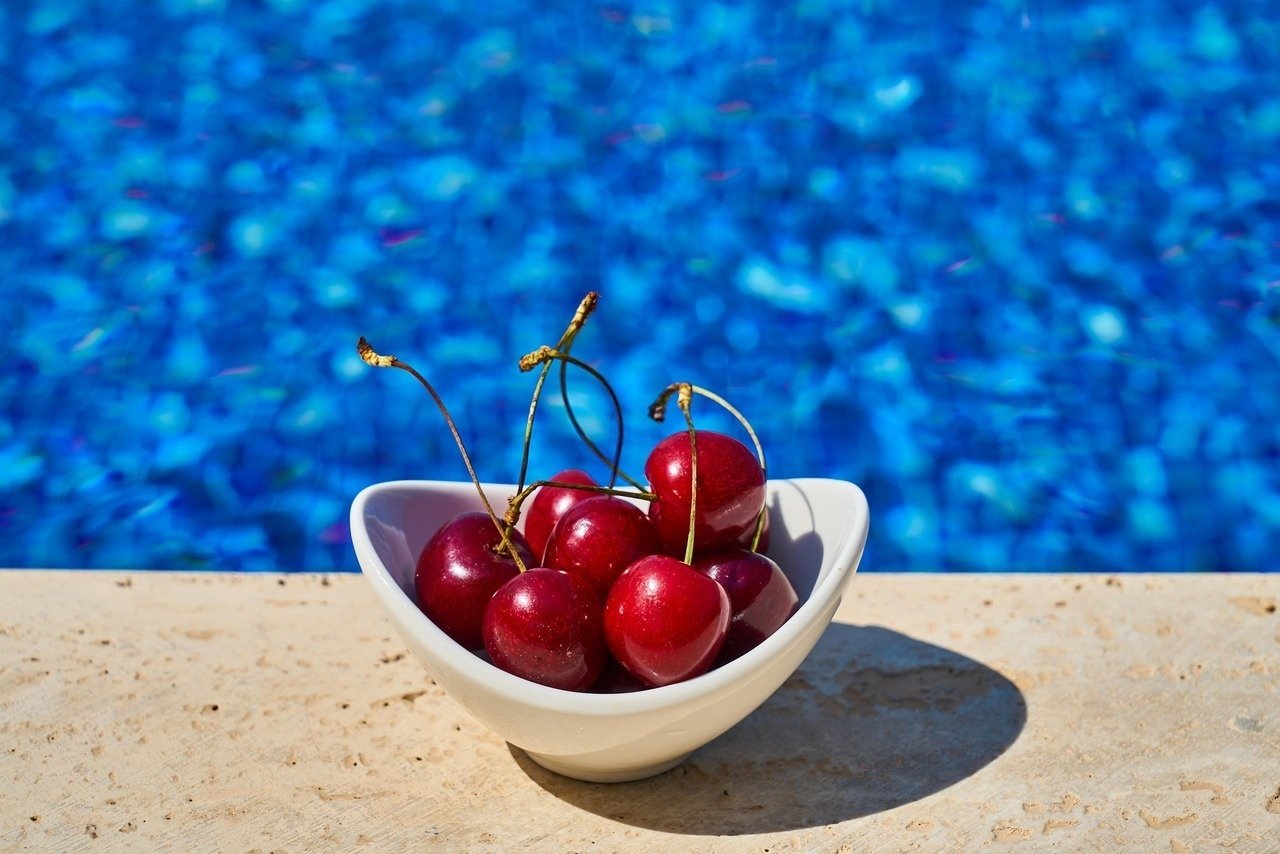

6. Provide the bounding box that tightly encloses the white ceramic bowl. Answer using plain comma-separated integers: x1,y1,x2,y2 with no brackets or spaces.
350,478,869,782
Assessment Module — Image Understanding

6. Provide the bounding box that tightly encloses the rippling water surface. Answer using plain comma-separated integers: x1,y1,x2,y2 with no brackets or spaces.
3,2,1278,571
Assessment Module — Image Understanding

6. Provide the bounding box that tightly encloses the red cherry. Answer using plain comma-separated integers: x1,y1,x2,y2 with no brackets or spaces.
603,554,731,687
522,468,598,563
482,568,606,692
694,547,798,662
644,430,766,556
543,495,661,601
415,512,533,651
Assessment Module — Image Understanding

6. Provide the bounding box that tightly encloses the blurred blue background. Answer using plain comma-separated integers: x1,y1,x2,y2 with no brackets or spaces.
2,1,1279,572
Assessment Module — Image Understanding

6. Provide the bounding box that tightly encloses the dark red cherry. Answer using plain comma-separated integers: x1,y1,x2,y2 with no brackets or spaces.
645,430,766,556
591,657,647,694
694,548,799,662
604,554,731,687
522,468,598,562
482,568,606,692
415,512,533,651
543,495,661,601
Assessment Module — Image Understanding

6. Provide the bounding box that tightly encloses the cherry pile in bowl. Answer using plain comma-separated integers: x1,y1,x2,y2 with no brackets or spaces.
358,294,799,693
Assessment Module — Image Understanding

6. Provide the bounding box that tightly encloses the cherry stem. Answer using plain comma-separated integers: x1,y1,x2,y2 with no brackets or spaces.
520,346,646,493
649,382,699,564
651,382,767,553
514,292,599,501
688,385,767,552
549,299,611,487
502,478,655,531
677,386,698,565
357,337,529,574
559,356,617,489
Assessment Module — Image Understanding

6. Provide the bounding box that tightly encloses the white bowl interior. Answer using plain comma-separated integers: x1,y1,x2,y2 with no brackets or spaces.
352,478,868,782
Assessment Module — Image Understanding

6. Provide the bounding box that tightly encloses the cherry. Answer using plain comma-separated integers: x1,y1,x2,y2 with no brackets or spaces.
645,430,766,557
415,512,533,651
482,568,606,692
360,301,785,695
543,495,661,601
591,657,647,694
604,554,731,687
694,547,798,662
522,468,599,562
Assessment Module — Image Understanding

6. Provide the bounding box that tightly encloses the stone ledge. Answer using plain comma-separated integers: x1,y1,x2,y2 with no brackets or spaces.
2,571,1278,850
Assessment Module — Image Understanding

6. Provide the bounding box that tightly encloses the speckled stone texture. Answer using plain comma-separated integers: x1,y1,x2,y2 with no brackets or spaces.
2,572,1278,850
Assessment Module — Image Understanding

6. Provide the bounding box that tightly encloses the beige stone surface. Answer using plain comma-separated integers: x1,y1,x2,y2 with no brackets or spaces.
2,571,1279,852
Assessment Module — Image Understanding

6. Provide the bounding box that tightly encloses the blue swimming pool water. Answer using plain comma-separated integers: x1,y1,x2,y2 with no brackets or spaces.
2,2,1278,571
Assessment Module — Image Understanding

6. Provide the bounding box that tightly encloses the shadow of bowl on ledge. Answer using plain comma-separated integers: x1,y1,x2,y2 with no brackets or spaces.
511,623,1027,835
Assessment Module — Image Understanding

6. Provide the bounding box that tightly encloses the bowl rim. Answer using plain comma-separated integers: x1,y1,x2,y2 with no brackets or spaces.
350,477,869,716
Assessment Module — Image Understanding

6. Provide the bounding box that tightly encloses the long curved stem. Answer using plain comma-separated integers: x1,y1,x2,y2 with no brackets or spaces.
514,360,557,496
676,385,698,565
357,337,528,573
514,293,598,499
651,382,768,553
559,355,618,490
650,383,699,563
688,385,767,552
503,478,655,530
523,346,645,492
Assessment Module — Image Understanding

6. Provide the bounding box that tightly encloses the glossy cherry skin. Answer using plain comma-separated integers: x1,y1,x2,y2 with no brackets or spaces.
482,568,606,692
415,512,533,651
604,554,731,687
523,468,598,563
645,430,766,557
543,495,661,601
694,547,799,662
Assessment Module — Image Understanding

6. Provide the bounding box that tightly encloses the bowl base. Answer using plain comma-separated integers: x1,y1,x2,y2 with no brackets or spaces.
523,749,691,783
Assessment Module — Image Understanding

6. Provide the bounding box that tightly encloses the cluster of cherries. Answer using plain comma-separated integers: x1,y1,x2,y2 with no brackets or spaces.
358,293,798,693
